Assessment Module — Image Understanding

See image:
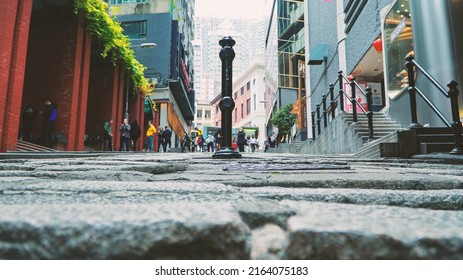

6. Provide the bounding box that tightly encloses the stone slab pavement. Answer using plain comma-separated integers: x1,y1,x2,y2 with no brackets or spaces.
1,152,463,259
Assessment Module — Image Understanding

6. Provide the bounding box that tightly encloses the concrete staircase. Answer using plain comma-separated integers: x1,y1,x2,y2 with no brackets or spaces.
342,112,403,144
414,127,462,154
15,140,57,152
354,127,463,158
277,112,404,155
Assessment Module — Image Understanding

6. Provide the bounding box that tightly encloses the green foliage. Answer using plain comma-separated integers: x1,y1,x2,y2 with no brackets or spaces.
271,103,297,134
74,0,149,94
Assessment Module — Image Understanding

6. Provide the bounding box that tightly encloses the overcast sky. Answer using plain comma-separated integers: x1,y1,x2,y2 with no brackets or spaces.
195,0,266,18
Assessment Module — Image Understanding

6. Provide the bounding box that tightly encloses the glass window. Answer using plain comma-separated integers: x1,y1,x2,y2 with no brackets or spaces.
240,87,244,96
384,0,413,99
241,103,244,118
196,109,202,118
247,99,251,115
121,21,147,39
205,109,211,119
246,81,251,91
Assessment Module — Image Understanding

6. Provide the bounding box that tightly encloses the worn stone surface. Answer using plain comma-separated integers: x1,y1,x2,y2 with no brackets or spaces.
236,200,296,229
284,202,463,259
0,152,463,259
251,224,287,260
0,203,250,260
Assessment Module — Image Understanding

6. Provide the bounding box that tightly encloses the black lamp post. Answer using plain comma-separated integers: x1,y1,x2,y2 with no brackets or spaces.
213,36,242,159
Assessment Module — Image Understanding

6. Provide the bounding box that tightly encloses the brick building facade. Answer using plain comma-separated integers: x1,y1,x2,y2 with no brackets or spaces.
0,1,144,152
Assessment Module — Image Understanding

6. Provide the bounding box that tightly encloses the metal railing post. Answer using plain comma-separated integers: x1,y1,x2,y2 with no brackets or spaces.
406,55,422,128
448,81,462,154
311,111,316,140
329,83,336,119
350,78,357,123
316,103,321,135
366,87,374,141
338,71,344,112
322,94,327,128
213,36,241,159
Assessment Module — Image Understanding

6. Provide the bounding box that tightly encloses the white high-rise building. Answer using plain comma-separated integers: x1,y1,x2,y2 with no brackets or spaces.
193,15,265,129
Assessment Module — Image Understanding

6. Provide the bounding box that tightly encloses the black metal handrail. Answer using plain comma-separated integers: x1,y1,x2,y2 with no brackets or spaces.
311,70,374,142
405,55,462,154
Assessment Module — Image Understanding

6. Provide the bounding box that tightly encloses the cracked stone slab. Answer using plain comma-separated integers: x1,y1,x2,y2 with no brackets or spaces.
284,202,463,259
0,181,243,204
223,163,350,172
236,200,296,229
0,203,250,260
242,187,463,210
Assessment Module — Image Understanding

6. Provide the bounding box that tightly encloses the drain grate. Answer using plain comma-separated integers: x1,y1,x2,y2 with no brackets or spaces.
223,163,350,172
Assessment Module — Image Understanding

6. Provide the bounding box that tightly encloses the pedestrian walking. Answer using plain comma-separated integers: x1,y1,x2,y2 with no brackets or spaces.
162,126,172,152
102,116,113,151
145,120,156,152
119,118,131,151
157,127,165,152
214,129,223,150
250,135,257,152
130,120,141,151
206,133,215,152
181,132,191,152
237,128,246,152
269,132,277,148
41,99,57,148
22,105,37,142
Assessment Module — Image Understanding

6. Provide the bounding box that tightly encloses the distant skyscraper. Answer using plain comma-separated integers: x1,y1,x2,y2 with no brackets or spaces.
194,17,265,100
193,15,265,128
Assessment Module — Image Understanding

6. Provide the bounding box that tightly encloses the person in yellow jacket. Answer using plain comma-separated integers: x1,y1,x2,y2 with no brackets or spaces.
145,120,156,151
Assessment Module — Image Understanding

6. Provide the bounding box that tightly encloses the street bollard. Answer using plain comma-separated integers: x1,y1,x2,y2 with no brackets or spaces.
213,36,242,159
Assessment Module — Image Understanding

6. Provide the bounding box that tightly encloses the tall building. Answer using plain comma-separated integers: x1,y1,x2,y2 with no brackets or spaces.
107,0,195,148
264,0,306,140
193,15,266,129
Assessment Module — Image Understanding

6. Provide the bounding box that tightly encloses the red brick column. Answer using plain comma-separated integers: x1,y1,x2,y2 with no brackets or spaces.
127,92,145,151
69,25,92,151
113,67,126,151
0,0,32,152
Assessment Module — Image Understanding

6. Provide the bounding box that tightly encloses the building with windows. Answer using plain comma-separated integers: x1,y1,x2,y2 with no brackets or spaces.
264,0,306,141
302,0,463,155
211,56,266,147
107,0,195,149
0,0,152,152
193,16,266,131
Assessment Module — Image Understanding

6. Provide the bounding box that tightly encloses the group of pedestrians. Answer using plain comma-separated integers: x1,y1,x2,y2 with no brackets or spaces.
235,128,260,153
20,99,58,148
156,125,172,152
185,129,223,153
102,117,172,153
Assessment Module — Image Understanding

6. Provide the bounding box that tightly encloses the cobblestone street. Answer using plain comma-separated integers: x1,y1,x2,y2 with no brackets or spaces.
1,152,463,259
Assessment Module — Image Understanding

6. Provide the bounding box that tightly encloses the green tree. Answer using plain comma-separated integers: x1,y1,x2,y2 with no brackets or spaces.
271,103,296,143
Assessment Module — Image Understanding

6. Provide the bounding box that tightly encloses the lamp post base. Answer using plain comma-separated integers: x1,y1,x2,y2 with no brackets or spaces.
212,147,242,159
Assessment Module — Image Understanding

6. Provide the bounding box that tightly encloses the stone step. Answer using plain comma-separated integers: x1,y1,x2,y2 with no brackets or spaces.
16,140,57,152
417,134,457,143
284,201,463,259
420,142,457,154
243,187,463,210
0,203,250,259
